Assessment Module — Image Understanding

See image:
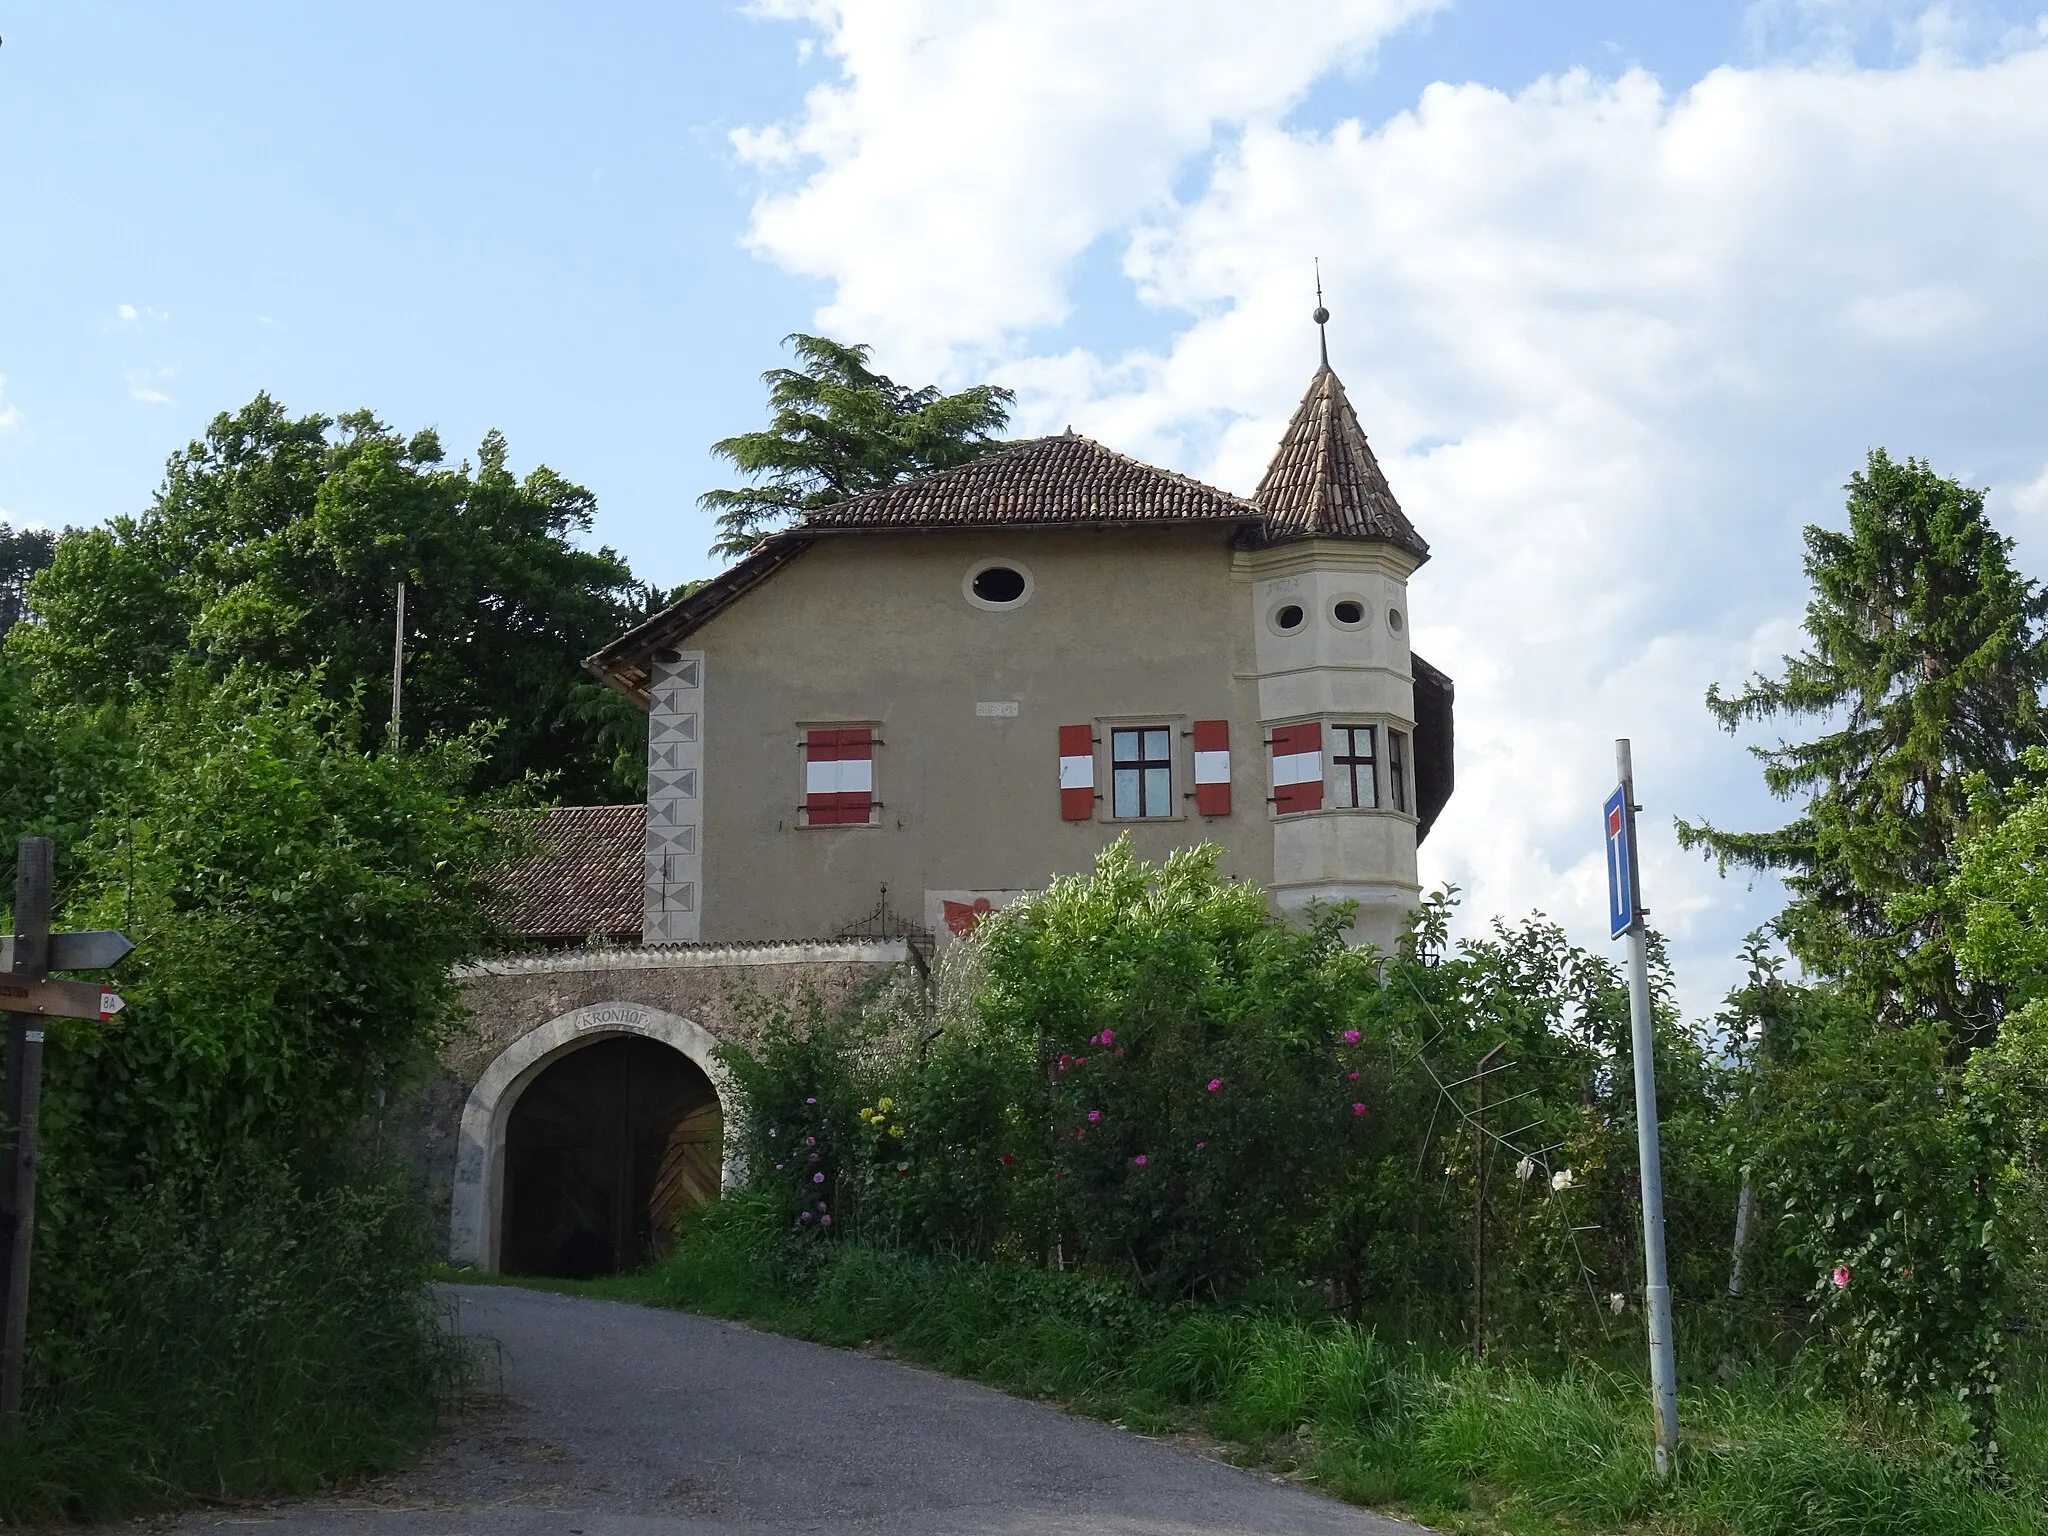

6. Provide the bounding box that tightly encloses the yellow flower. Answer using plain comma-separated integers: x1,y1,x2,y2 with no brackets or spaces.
877,1096,895,1113
889,1125,904,1138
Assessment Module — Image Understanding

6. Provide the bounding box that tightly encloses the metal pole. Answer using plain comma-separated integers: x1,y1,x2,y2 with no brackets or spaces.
1727,1179,1755,1298
1472,1041,1505,1358
390,579,406,749
1616,740,1678,1477
0,835,53,1433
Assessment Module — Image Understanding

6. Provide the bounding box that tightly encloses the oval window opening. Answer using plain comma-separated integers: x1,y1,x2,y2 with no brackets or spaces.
1332,600,1364,625
972,566,1028,605
1275,604,1306,631
1388,607,1405,633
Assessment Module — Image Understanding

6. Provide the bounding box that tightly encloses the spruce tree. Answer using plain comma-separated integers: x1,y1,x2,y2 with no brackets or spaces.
1679,450,2048,1048
702,335,1014,558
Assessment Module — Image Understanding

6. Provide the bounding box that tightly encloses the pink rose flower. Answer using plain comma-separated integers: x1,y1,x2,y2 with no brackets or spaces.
1832,1265,1851,1289
1342,1029,1361,1044
1101,1029,1114,1045
1207,1079,1222,1092
1133,1154,1148,1166
1087,1109,1102,1123
1352,1102,1367,1117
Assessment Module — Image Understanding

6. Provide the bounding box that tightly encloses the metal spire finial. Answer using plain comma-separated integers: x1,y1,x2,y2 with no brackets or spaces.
1312,259,1330,372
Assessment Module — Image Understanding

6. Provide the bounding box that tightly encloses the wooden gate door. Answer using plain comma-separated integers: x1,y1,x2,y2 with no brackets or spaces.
503,1035,721,1276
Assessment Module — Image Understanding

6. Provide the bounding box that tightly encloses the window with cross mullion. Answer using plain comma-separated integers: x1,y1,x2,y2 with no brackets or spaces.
1329,724,1379,809
1111,726,1173,819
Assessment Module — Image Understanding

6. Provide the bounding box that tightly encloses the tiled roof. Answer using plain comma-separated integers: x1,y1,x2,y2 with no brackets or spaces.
1255,368,1429,560
585,361,1432,699
797,434,1257,529
490,805,644,942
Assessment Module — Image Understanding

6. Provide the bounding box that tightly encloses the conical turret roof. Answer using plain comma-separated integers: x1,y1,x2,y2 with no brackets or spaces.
1255,366,1428,561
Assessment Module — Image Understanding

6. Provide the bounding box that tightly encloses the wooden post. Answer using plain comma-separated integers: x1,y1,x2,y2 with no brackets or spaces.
0,836,53,1433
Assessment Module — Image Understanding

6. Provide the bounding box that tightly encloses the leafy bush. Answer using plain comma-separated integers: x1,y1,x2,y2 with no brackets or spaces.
0,671,498,1516
725,838,1737,1348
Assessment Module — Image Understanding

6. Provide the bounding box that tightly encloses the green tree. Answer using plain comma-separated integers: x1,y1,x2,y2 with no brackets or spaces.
1678,450,2048,1048
0,519,57,637
702,334,1015,558
7,395,651,801
1,670,505,1516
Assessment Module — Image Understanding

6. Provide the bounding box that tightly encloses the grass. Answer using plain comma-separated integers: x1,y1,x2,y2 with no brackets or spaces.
0,1170,456,1523
498,1189,2048,1536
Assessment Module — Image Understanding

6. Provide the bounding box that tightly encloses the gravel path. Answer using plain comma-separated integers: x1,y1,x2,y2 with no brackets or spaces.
176,1283,1428,1536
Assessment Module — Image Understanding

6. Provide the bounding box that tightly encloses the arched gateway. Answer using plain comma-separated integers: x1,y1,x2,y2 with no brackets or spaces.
448,1002,736,1273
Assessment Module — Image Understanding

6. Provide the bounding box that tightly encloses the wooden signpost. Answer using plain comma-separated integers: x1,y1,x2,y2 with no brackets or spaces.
0,837,131,1433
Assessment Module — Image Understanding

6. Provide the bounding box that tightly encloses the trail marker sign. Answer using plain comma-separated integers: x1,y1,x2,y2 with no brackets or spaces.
2,843,134,1432
1604,784,1635,940
0,976,122,1021
0,930,132,974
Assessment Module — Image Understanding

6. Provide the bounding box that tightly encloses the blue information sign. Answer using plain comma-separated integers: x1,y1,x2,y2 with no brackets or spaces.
1604,784,1635,940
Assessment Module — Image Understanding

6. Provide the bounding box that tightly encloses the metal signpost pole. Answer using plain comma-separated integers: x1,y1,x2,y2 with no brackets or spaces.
1608,741,1679,1477
390,578,406,749
0,836,53,1432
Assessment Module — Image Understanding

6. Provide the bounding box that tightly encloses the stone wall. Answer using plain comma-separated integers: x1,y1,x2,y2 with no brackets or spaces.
408,939,919,1261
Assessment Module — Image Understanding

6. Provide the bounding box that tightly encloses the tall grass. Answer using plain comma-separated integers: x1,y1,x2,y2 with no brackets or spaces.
0,1163,454,1521
641,1192,2048,1536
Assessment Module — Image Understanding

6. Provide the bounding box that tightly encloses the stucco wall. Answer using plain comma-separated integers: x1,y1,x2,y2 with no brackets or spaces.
688,525,1275,942
678,524,1423,950
408,941,915,1253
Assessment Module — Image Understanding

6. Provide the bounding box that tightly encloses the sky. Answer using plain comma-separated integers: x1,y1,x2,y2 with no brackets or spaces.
5,0,2048,1017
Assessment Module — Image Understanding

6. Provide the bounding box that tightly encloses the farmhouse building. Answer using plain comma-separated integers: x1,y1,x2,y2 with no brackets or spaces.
433,337,1454,1277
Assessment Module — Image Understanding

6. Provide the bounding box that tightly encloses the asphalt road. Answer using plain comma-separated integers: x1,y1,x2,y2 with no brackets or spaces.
176,1283,1428,1536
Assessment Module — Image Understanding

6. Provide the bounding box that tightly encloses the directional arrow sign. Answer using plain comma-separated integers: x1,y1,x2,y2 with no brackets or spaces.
0,975,123,1021
0,930,133,972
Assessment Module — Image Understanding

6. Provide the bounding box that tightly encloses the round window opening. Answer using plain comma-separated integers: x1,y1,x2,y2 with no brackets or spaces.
1275,603,1306,632
970,565,1029,606
1332,599,1364,625
1388,607,1405,633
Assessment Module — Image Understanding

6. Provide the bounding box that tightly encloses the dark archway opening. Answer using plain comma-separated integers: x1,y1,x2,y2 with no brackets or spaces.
503,1035,722,1278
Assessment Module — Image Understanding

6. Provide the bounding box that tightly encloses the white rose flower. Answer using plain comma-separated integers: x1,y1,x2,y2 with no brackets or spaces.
1550,1168,1575,1192
1515,1157,1535,1182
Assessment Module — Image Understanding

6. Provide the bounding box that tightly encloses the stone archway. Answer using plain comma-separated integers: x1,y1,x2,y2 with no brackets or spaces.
448,1002,737,1271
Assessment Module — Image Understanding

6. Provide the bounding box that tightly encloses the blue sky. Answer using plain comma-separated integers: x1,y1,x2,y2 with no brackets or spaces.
4,0,1770,585
6,1,2048,1013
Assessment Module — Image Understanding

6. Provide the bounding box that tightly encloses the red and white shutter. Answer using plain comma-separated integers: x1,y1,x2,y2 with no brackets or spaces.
1269,722,1324,814
805,728,874,825
1192,719,1231,816
1058,725,1095,820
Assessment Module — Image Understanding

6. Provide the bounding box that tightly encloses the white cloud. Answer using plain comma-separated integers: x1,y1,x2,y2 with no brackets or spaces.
734,0,1446,370
126,368,174,406
2010,463,2048,518
735,4,2048,1015
116,303,139,322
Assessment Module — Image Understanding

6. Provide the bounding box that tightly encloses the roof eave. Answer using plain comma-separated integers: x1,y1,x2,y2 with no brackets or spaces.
1251,523,1432,567
583,533,814,707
